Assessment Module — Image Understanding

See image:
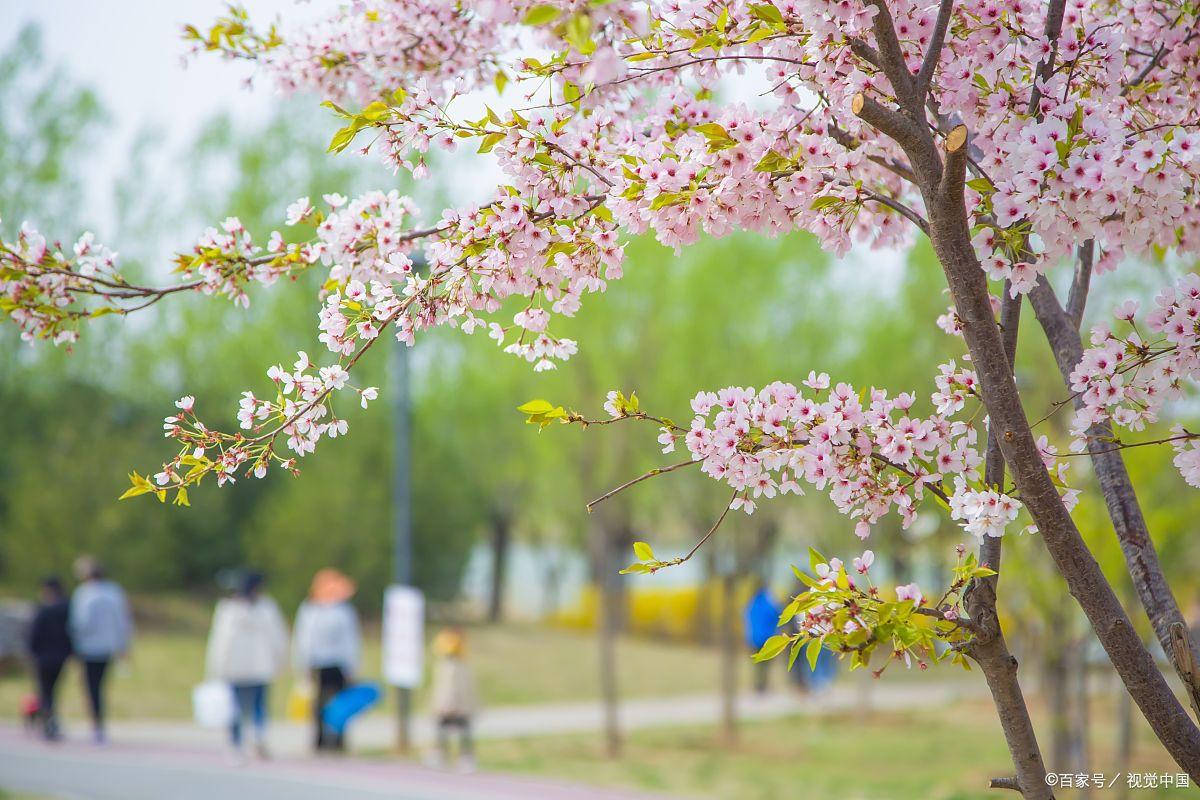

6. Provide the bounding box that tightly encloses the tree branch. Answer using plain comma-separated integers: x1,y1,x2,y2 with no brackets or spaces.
915,0,954,100
1027,0,1068,118
863,0,919,108
1065,239,1093,329
930,201,1200,774
1028,276,1200,721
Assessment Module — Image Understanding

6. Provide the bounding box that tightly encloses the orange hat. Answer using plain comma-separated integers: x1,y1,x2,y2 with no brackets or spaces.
310,568,357,604
434,628,466,658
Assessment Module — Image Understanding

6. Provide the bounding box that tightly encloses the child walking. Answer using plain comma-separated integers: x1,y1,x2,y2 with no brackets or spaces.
429,627,478,772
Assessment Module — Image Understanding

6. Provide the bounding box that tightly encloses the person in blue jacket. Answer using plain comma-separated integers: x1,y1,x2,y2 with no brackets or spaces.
744,583,782,694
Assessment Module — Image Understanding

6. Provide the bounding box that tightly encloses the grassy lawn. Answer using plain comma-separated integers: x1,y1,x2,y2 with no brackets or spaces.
0,596,774,721
479,696,1193,800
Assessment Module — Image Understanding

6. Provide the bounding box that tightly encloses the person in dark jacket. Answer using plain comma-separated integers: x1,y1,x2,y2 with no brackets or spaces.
28,576,72,741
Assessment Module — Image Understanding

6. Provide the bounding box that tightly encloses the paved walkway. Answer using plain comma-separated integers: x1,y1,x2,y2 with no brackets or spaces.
71,679,981,756
0,680,984,799
0,730,668,800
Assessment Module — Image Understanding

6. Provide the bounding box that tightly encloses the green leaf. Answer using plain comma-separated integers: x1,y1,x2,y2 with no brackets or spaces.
753,150,791,172
753,634,791,662
477,132,505,154
746,23,775,44
810,195,841,210
787,639,805,670
562,80,582,105
360,100,391,121
808,547,827,574
748,3,785,25
619,562,650,574
633,541,655,561
328,124,359,154
522,5,561,25
565,12,594,54
518,399,556,414
806,639,822,670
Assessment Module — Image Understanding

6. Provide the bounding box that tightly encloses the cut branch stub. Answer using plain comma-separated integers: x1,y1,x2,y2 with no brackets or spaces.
852,92,866,116
946,124,968,153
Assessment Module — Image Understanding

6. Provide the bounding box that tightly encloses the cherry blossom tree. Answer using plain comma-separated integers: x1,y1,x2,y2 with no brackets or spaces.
5,0,1200,792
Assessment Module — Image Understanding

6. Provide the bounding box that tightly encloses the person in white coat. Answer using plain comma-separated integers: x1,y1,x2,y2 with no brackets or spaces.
205,571,288,759
293,568,361,752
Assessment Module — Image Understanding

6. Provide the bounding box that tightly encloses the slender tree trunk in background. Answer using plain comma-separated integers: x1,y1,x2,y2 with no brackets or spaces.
487,511,512,624
1117,685,1135,800
696,546,718,645
540,546,561,621
1072,639,1091,800
590,518,623,758
718,560,738,746
1028,281,1200,696
1044,610,1071,773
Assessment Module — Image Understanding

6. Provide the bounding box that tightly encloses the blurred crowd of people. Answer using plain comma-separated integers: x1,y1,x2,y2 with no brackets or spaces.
27,556,133,743
24,561,479,771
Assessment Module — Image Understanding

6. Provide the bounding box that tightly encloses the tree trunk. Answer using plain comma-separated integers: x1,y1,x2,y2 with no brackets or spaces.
1028,279,1200,701
590,518,624,758
487,511,511,624
719,565,738,746
1116,684,1135,800
694,545,718,645
1044,609,1072,774
1072,639,1091,799
920,147,1200,776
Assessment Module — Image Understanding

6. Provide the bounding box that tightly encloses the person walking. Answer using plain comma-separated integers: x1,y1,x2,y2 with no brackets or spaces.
293,568,360,753
205,571,288,761
28,576,72,741
69,556,133,744
429,627,478,772
743,583,782,694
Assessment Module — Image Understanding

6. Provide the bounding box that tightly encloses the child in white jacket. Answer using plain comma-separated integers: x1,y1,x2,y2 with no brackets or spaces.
205,571,288,759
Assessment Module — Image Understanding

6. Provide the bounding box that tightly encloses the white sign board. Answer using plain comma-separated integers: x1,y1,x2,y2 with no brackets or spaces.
382,585,424,688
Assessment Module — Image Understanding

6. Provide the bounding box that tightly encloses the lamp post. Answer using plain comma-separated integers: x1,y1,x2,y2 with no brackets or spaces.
391,325,414,752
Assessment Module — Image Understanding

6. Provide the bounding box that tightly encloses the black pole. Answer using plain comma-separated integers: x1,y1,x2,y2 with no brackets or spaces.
391,332,414,752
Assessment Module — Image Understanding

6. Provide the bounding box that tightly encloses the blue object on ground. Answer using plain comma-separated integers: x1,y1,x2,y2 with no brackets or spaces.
321,682,383,734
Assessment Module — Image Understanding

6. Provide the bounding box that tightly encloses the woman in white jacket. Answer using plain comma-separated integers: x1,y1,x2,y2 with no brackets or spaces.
205,571,288,759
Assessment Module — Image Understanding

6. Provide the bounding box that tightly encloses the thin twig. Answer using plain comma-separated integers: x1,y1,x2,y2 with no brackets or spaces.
587,459,700,512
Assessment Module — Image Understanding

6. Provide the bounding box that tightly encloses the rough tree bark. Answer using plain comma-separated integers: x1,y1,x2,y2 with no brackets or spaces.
961,288,1053,799
848,0,1200,772
923,138,1200,776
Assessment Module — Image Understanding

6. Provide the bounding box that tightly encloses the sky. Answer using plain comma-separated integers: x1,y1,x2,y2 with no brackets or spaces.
6,0,303,233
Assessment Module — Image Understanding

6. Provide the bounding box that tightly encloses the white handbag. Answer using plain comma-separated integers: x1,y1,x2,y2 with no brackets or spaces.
192,680,235,728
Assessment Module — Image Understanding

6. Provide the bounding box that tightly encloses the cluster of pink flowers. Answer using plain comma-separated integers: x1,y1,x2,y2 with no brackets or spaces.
640,362,1080,538
15,0,1197,516
177,216,315,308
0,223,118,344
654,372,997,536
1070,274,1200,484
224,0,1200,298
